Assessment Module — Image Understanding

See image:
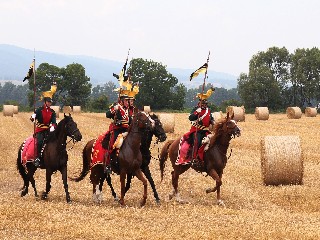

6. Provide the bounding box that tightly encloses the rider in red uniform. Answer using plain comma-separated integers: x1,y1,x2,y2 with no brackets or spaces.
30,83,57,167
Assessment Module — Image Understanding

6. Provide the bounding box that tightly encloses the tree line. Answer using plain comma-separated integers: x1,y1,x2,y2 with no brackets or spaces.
238,46,320,112
0,58,240,112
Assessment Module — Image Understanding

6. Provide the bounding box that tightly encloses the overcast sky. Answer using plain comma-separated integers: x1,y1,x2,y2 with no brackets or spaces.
1,0,319,76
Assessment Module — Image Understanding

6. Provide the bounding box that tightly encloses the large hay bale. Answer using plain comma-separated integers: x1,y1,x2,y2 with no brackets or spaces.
261,135,303,186
255,107,269,120
3,105,14,117
51,106,60,118
286,107,302,119
226,106,245,122
305,107,317,117
158,113,175,133
63,106,72,114
73,106,81,114
212,111,224,122
143,106,151,113
13,106,19,114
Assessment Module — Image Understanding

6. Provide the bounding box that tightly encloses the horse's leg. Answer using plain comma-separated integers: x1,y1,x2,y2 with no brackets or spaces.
119,170,127,206
90,166,103,203
142,166,160,204
134,169,148,207
20,165,31,197
41,169,53,200
60,165,71,203
206,169,224,206
28,166,38,197
169,166,189,203
124,173,132,194
105,173,118,201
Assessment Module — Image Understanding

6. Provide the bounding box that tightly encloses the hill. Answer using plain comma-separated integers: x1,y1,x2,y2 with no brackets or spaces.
0,44,238,89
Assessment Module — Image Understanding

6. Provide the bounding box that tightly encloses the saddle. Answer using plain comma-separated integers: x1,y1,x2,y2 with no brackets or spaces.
175,133,212,165
21,136,46,166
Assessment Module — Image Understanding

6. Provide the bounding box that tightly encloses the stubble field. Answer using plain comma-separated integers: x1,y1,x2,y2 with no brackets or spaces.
1,112,320,239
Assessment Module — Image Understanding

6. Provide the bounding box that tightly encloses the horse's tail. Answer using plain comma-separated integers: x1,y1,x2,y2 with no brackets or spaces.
16,145,27,186
69,140,93,182
159,139,174,182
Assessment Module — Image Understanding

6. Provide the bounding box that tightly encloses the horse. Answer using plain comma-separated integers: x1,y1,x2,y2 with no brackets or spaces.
16,113,82,203
159,112,241,206
71,110,153,207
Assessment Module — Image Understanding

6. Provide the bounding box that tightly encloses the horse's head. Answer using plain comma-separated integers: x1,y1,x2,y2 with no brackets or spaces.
133,111,152,131
63,113,82,142
223,112,241,138
149,113,167,142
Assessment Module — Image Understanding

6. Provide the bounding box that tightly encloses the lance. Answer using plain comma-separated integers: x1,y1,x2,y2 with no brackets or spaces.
32,49,37,161
191,51,210,163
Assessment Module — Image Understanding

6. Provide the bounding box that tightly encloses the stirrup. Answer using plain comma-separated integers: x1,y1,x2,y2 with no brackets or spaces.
34,158,41,167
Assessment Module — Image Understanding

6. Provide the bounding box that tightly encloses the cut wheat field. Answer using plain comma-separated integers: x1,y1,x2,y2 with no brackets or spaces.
1,112,320,239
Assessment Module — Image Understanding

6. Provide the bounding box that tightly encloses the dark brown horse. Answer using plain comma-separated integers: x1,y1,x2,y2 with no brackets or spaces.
17,113,82,203
159,112,241,206
71,110,152,206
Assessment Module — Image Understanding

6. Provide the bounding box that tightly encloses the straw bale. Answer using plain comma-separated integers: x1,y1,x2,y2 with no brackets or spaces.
63,106,72,113
260,135,303,186
3,105,14,117
255,107,269,120
305,107,317,117
212,111,224,122
51,106,60,118
226,106,245,121
73,106,81,114
158,113,175,133
286,107,302,119
143,106,151,113
13,105,19,114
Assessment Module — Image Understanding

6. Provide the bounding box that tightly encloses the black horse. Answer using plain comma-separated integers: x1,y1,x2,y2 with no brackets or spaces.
17,113,82,203
70,113,166,204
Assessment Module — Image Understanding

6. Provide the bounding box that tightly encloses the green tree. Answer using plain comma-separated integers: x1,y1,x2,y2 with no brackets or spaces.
60,63,92,107
27,63,61,106
89,95,109,112
128,58,184,110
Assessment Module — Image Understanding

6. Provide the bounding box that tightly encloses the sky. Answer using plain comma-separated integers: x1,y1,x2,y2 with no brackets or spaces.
1,0,320,76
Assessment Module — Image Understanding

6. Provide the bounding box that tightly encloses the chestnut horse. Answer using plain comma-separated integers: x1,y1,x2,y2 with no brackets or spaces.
159,112,241,206
16,113,82,203
72,110,152,206
71,113,166,204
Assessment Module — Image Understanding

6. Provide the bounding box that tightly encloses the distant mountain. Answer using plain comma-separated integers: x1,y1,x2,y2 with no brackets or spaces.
0,44,238,89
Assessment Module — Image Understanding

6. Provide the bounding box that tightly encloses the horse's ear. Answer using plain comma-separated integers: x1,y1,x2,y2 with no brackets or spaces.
69,113,71,117
226,111,230,119
231,112,234,119
64,113,66,118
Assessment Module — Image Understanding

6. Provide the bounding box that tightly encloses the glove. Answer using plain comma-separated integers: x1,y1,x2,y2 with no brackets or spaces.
50,126,55,132
195,108,202,113
114,104,119,111
30,113,36,122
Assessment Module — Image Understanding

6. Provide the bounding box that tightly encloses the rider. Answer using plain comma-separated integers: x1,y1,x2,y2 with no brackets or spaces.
187,88,215,164
105,89,130,171
30,83,57,167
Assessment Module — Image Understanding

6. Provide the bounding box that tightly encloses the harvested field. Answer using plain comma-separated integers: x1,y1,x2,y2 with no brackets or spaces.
1,112,320,239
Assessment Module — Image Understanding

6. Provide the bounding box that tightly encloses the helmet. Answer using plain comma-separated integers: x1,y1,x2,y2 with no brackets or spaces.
43,97,52,102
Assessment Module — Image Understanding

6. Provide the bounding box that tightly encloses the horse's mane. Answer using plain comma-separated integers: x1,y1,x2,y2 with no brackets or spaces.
209,117,227,146
46,115,71,142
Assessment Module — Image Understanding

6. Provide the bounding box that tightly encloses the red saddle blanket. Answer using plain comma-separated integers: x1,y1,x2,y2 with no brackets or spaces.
175,133,206,165
21,136,38,166
91,132,109,169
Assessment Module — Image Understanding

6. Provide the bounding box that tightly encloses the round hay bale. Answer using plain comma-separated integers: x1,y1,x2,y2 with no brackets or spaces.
305,107,317,117
158,113,175,133
212,111,224,122
255,107,269,120
63,106,72,114
143,106,151,113
261,135,303,186
3,105,14,117
226,106,245,122
286,107,302,119
51,106,60,118
73,106,81,114
13,105,19,114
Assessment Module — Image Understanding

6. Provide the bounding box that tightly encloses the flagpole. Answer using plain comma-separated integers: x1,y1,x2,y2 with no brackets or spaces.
33,49,36,161
191,51,210,163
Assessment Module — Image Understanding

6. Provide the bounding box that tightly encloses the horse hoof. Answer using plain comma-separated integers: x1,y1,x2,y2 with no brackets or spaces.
168,193,174,200
140,198,147,207
67,199,72,204
155,199,161,205
21,190,28,197
41,192,48,200
217,199,225,207
114,196,119,202
206,188,215,194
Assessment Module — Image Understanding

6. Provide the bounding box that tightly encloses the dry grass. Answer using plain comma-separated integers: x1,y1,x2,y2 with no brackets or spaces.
1,112,320,239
